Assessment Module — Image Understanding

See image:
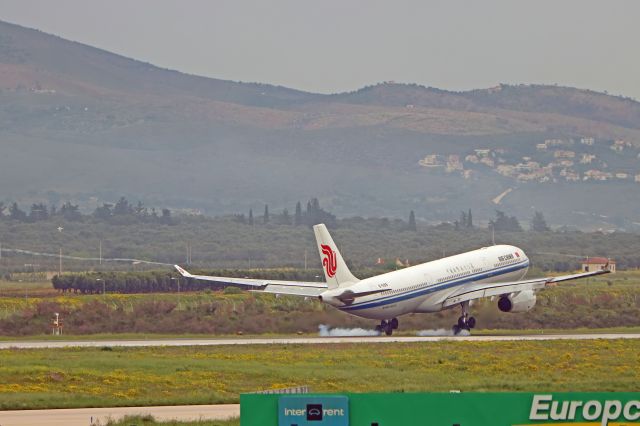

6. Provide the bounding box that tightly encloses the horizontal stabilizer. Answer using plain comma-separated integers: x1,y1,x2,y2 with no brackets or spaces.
337,288,388,303
254,285,327,297
320,287,388,306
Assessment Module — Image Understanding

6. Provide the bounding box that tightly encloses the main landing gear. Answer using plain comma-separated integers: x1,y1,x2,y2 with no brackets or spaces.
376,318,399,336
452,301,476,335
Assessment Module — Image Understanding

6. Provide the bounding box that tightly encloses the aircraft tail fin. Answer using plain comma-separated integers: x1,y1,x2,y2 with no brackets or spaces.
313,224,359,289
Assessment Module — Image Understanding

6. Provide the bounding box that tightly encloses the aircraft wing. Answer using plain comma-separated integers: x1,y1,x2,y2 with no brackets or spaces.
442,268,610,308
174,265,328,297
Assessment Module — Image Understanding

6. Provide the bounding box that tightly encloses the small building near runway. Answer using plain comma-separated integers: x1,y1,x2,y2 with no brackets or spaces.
581,257,616,273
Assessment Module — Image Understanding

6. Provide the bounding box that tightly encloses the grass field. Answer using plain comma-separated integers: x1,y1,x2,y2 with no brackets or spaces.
0,339,638,410
103,416,239,426
1,270,639,336
0,278,56,298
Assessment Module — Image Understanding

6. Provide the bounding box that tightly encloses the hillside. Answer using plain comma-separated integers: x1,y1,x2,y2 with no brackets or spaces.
1,20,640,227
333,83,640,131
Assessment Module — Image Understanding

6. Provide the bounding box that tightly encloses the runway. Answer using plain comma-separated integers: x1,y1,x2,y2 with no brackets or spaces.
1,333,639,349
0,404,239,426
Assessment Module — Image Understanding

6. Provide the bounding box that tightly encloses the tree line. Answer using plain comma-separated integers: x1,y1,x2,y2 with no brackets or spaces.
0,197,173,225
448,209,550,233
52,269,326,294
234,198,339,228
234,198,422,232
53,271,192,294
1,195,550,234
51,271,211,294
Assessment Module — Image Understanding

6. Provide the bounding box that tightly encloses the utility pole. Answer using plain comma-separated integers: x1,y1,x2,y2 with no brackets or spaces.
304,248,308,270
177,277,181,307
23,269,28,301
99,240,102,265
57,226,63,276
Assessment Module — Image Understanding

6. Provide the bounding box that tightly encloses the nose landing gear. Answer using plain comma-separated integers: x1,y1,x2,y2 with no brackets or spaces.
376,318,399,336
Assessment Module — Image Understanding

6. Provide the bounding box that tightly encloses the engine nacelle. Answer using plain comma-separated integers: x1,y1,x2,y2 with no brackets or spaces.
498,290,536,313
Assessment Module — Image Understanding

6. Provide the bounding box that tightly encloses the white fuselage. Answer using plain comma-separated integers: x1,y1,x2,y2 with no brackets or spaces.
333,244,529,320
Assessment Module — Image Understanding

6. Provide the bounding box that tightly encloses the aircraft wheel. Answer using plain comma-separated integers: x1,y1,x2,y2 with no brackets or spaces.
390,318,399,330
457,316,467,328
375,325,383,333
452,324,461,335
385,327,393,336
467,316,476,329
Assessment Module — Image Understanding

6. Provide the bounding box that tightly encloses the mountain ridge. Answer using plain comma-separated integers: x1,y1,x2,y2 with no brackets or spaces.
1,19,640,228
3,19,640,128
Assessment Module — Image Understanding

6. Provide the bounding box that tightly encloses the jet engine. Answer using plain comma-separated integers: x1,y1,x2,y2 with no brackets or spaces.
497,290,536,313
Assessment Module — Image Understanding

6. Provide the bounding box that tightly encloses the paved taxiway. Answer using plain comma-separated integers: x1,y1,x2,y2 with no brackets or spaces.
1,333,639,349
0,404,239,426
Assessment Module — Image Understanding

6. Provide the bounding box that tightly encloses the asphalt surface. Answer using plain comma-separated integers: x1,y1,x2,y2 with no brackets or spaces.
1,333,639,349
0,404,239,426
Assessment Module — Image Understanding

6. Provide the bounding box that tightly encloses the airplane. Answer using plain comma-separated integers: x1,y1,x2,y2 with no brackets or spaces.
174,223,610,335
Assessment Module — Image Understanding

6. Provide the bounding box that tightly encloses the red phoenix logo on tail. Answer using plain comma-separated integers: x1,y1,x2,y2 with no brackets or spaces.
321,244,337,278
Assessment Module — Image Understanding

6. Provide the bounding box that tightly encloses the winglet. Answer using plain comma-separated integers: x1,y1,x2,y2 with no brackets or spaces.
174,265,193,278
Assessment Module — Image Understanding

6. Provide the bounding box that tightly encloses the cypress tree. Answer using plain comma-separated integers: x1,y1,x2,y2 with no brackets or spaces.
408,210,417,232
460,211,467,229
294,202,302,226
9,202,27,221
281,208,291,225
531,211,550,232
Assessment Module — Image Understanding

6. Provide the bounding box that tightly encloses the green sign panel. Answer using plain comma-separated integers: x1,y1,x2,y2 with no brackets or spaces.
241,392,640,426
278,395,349,426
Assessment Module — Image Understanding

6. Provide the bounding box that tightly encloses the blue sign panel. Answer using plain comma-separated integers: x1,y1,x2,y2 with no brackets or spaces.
278,395,349,426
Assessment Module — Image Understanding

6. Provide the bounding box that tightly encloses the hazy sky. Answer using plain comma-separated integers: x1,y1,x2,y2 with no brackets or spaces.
1,0,639,98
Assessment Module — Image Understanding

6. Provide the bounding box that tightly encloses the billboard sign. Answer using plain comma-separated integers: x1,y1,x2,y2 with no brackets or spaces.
241,392,640,426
